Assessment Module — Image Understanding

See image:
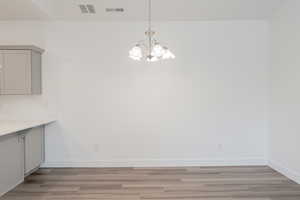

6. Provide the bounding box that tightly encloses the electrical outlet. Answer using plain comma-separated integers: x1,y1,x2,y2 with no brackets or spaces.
218,144,223,150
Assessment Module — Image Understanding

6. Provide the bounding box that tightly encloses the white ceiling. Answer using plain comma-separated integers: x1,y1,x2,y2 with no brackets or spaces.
0,0,284,21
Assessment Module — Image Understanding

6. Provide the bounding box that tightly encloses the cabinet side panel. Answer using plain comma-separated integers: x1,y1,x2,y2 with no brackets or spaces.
42,126,45,163
31,51,42,94
25,127,43,174
0,52,3,94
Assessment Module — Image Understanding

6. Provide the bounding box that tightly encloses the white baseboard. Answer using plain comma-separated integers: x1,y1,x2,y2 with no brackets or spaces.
41,157,266,168
269,160,300,184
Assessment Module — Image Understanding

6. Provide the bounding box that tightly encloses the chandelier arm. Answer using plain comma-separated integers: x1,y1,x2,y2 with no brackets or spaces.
136,40,146,46
139,42,148,50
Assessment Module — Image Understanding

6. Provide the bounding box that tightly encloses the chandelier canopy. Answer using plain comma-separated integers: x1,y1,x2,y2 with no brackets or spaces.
129,0,175,62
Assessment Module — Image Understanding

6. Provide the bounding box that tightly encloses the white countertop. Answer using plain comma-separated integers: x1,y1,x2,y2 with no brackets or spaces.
0,119,56,137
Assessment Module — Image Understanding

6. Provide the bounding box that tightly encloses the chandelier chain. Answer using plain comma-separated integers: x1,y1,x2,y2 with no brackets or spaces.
148,0,152,56
148,0,151,30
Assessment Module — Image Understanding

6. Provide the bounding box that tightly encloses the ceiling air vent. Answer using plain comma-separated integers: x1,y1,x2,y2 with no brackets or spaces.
86,4,96,13
79,4,96,14
106,8,124,12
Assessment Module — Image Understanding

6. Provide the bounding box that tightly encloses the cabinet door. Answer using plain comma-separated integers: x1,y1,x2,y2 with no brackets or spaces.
25,127,44,175
0,134,24,196
2,50,31,95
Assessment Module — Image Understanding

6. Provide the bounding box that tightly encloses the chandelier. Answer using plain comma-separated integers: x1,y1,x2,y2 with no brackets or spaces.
129,0,175,62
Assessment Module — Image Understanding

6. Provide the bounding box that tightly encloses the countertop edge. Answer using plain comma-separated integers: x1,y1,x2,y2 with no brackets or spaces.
0,119,56,138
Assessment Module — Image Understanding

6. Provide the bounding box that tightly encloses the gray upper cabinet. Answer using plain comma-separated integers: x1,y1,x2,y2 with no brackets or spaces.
0,46,44,95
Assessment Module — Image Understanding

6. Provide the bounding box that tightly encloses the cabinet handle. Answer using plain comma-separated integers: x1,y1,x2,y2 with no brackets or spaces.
18,134,26,142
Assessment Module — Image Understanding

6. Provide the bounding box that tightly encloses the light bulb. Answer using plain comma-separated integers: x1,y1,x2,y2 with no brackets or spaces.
129,45,143,61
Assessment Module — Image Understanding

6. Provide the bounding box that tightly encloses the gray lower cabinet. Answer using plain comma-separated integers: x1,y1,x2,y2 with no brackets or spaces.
0,126,45,196
0,134,24,196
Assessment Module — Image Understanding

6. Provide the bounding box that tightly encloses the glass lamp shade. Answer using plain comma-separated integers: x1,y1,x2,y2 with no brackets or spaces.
162,47,175,60
151,44,165,58
129,45,143,61
129,42,175,62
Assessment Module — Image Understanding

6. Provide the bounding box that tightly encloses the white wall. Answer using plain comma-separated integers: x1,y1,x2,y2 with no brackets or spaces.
269,0,300,183
0,21,269,167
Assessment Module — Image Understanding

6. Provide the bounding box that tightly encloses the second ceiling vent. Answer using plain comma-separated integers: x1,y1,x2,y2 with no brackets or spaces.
105,8,124,12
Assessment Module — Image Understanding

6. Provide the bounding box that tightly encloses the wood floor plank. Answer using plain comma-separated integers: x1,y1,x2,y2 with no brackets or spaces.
1,166,299,200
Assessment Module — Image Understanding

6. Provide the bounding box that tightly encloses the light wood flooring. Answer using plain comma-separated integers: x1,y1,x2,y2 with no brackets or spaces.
1,166,300,200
